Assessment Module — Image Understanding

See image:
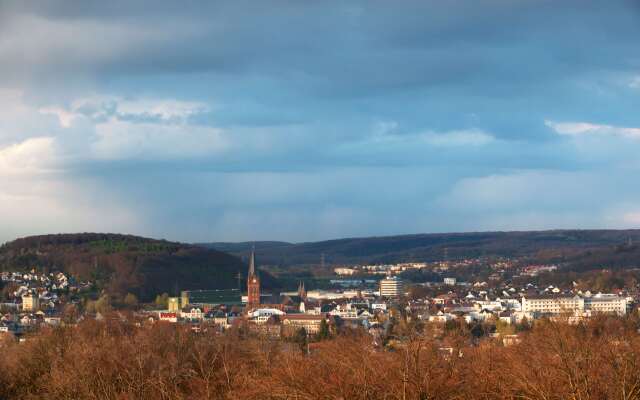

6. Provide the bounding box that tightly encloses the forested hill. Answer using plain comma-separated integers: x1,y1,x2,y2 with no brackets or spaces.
0,233,274,301
200,229,640,267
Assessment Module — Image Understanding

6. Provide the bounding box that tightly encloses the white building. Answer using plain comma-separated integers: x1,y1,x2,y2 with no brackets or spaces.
248,308,285,324
444,277,457,286
380,276,404,298
329,303,359,319
334,268,357,276
585,293,627,315
521,294,627,316
182,307,204,321
522,295,584,315
428,311,455,323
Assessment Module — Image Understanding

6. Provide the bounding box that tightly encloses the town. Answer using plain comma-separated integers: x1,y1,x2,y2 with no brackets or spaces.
1,249,633,348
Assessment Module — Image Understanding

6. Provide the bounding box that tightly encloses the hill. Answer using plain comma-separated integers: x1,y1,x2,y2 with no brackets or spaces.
0,233,275,301
200,229,640,267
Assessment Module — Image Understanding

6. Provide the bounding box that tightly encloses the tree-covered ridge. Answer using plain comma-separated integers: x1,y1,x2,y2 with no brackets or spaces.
1,233,180,253
0,233,261,302
203,229,640,266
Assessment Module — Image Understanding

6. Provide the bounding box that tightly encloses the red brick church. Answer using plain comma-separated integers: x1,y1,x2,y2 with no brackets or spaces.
247,248,261,308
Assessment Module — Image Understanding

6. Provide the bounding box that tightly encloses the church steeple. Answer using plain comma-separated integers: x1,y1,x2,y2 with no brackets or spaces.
247,246,260,308
298,280,307,300
248,246,256,277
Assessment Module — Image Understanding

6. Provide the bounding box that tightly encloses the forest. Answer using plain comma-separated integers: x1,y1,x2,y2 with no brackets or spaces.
0,234,276,301
204,229,640,267
2,315,640,399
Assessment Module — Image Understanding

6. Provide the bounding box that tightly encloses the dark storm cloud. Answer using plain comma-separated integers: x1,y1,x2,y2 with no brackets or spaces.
4,1,639,95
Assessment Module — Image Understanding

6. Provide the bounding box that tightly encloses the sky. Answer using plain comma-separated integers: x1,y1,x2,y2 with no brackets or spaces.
1,0,640,244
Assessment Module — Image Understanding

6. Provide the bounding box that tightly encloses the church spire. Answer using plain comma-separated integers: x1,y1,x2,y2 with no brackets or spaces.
298,280,307,299
247,245,261,308
248,245,256,277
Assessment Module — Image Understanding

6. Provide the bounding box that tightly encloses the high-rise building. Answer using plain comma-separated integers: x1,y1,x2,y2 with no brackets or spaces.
22,292,39,312
380,276,404,298
247,249,261,308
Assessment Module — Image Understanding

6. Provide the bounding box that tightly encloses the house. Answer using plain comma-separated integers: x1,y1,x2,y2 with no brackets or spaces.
428,311,455,323
181,307,204,321
330,303,360,319
211,311,231,329
433,293,457,306
159,312,178,323
498,311,514,325
44,317,61,326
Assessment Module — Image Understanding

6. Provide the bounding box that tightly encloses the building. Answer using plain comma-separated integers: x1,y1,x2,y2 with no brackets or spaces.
159,312,178,323
380,276,404,298
584,293,627,315
180,289,242,308
521,294,584,315
21,292,39,312
521,294,627,316
181,291,190,308
281,313,329,336
334,268,357,276
297,281,307,300
168,297,181,312
248,308,285,324
247,249,261,308
182,307,204,321
444,277,457,286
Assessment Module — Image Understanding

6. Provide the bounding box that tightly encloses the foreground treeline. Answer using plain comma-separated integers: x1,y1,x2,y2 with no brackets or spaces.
2,317,640,400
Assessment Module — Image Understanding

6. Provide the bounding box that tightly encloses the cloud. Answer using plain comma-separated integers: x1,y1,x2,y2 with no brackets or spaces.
0,176,143,243
68,96,210,124
91,120,228,160
422,129,494,147
1,1,640,242
0,91,224,242
0,136,56,174
368,123,495,147
38,107,75,128
0,137,142,243
546,120,640,139
34,95,228,160
0,13,202,85
434,169,640,232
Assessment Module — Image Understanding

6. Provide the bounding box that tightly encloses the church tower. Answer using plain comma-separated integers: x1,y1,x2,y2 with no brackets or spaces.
297,280,307,300
247,248,261,308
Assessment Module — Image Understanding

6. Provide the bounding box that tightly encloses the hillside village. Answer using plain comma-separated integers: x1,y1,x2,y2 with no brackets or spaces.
1,249,636,347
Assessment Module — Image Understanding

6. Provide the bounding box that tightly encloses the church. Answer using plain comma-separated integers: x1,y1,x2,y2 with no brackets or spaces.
246,249,261,308
244,248,307,313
